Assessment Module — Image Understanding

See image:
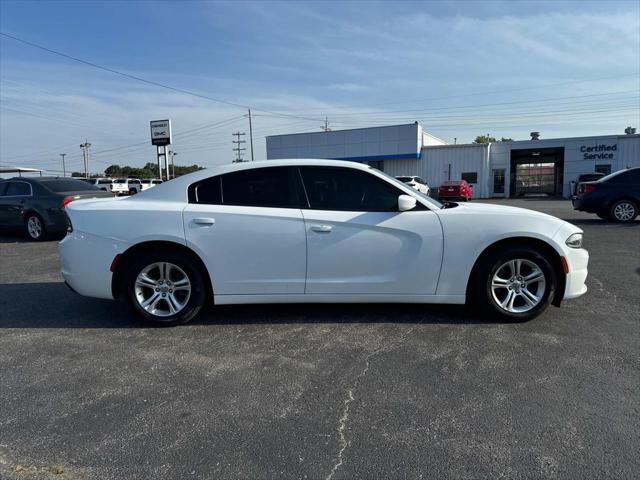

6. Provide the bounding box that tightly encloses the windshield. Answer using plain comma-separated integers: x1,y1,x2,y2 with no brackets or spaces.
375,169,443,209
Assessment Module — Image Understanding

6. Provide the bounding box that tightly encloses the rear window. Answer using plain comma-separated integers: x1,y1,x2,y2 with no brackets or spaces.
442,181,461,186
114,179,127,183
98,179,112,184
42,179,99,192
141,180,151,184
396,177,413,183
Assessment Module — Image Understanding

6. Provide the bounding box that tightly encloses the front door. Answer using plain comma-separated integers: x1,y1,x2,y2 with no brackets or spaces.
298,166,443,295
183,167,307,295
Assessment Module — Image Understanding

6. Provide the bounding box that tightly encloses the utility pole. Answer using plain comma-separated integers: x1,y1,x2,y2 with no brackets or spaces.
169,150,177,179
232,132,246,163
59,153,67,177
321,117,331,132
248,109,254,161
80,140,91,178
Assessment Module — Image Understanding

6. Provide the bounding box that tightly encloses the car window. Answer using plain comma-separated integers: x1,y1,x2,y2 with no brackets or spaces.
0,182,7,196
114,179,126,183
99,179,111,184
42,179,99,192
610,169,640,184
141,180,151,184
191,176,222,204
6,182,31,196
221,167,294,208
300,166,401,212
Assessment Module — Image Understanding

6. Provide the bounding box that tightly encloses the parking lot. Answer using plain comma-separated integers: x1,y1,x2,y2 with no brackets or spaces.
0,199,638,480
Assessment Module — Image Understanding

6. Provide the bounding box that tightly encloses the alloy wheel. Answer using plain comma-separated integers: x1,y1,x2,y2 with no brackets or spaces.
134,262,191,317
490,259,546,313
613,202,636,222
27,216,43,239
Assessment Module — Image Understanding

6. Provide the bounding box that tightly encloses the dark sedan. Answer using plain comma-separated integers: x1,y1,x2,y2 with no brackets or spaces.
0,177,113,240
572,167,640,222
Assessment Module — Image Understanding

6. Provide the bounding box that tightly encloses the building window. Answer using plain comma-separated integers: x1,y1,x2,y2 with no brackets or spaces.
595,164,611,175
461,172,478,184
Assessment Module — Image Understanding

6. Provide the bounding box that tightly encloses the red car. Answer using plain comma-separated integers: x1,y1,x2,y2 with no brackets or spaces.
438,180,473,201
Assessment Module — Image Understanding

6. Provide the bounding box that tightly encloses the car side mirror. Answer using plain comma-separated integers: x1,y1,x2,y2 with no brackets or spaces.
398,194,417,212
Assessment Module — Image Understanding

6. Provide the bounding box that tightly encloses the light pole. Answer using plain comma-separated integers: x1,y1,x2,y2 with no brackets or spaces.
59,153,67,177
169,151,177,179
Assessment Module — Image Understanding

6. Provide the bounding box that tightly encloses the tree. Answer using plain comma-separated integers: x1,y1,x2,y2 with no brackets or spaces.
474,135,513,144
104,165,122,177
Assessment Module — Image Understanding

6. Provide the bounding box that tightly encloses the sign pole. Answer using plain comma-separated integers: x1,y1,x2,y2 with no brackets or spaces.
150,119,172,181
157,146,163,180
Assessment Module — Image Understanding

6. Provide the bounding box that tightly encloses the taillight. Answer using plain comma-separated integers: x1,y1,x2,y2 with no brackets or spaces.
61,196,73,209
584,184,597,194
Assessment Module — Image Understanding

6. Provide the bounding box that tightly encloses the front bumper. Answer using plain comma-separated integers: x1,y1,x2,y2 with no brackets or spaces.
563,247,589,300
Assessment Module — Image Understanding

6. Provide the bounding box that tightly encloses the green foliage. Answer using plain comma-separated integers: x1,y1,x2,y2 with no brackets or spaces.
474,135,513,144
102,163,203,178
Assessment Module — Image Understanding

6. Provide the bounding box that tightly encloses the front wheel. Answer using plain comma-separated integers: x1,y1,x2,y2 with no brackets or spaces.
610,200,638,223
472,246,557,321
124,251,206,326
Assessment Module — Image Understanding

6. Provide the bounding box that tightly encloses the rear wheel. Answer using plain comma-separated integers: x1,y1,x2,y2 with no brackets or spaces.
24,213,46,241
124,250,206,326
610,200,638,223
472,246,556,321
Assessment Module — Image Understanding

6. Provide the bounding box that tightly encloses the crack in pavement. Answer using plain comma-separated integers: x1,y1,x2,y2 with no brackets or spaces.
325,327,417,480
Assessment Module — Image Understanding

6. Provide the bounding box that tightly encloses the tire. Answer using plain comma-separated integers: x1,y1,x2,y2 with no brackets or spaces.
471,246,557,322
24,213,47,241
129,188,136,195
610,199,638,223
124,250,206,326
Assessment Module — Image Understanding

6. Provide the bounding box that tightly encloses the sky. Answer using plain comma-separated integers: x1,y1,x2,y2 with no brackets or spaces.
0,0,639,175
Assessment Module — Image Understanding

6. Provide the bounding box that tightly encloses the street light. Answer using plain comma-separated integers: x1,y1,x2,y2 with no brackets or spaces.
59,153,67,177
169,151,177,179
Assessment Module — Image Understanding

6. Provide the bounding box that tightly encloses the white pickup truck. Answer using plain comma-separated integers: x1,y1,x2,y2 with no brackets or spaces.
140,179,163,191
110,178,142,195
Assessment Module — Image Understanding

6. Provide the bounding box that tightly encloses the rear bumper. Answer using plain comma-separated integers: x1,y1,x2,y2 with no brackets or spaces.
59,231,127,300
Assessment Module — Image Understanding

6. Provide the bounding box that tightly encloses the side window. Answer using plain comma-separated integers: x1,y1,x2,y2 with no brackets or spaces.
617,170,640,184
221,167,294,208
190,176,222,204
300,167,401,212
0,182,7,196
6,182,31,196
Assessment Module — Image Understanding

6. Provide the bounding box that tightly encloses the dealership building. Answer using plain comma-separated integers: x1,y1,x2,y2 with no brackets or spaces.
266,122,640,198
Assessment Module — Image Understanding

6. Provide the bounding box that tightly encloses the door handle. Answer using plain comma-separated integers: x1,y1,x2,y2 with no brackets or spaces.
310,224,332,233
193,217,215,226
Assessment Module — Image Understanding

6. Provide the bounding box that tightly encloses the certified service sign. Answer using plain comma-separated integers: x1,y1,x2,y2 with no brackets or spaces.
150,119,172,146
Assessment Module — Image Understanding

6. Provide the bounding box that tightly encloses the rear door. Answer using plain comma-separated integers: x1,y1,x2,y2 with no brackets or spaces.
183,166,307,295
298,166,443,295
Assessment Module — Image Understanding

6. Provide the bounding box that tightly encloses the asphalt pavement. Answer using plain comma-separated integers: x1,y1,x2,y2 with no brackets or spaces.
0,199,638,479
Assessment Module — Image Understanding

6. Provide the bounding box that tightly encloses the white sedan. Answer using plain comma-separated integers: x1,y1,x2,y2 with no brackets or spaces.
60,159,588,326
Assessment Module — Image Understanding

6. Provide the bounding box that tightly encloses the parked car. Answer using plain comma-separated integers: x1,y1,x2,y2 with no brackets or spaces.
572,167,640,222
572,172,605,196
81,177,113,191
140,179,163,191
396,176,430,195
111,178,142,195
438,180,473,201
60,159,588,326
0,177,112,240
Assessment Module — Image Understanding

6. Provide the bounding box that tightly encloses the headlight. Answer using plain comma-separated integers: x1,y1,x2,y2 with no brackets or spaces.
565,233,583,248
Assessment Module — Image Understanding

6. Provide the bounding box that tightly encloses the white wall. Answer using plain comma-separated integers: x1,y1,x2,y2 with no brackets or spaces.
266,123,422,161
